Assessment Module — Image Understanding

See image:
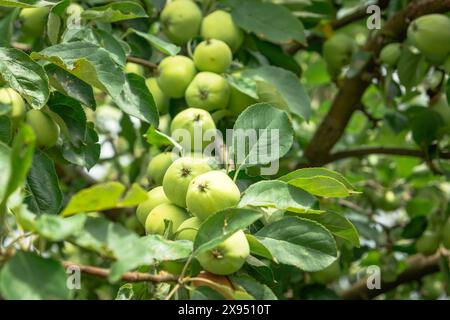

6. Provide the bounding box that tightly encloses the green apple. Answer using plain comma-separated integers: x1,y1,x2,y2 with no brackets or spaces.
380,43,402,67
136,186,171,225
227,85,256,116
0,88,26,123
124,62,144,76
145,78,170,115
186,171,240,221
160,0,202,45
193,39,232,74
162,156,211,207
310,259,340,284
25,109,60,148
422,275,443,300
170,107,216,152
145,203,189,235
442,218,450,250
416,230,440,256
176,217,202,241
157,55,197,98
430,95,450,136
201,10,244,52
196,230,249,275
407,14,450,64
185,72,230,111
147,152,177,185
20,7,49,38
323,33,355,75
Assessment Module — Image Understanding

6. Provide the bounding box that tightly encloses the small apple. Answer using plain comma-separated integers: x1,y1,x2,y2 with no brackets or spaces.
170,107,216,152
407,14,450,64
145,203,189,235
147,152,177,186
124,62,144,76
323,33,355,75
160,0,202,45
201,10,244,52
193,39,232,74
441,218,450,250
185,72,230,111
20,7,49,38
25,109,60,148
196,230,249,275
145,78,170,115
380,43,402,67
176,216,201,241
136,186,171,225
310,258,340,284
227,85,256,116
0,88,26,124
162,156,211,208
157,55,197,98
416,230,440,256
186,171,240,221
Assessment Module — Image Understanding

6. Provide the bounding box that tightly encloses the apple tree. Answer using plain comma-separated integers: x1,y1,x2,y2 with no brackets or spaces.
0,0,450,301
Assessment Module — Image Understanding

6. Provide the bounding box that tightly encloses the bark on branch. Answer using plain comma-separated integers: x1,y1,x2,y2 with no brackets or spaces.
304,0,450,166
63,261,178,283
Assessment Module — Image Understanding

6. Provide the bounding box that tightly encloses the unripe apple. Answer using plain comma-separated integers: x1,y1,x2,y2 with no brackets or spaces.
196,230,249,275
145,78,170,115
0,88,26,123
170,107,216,152
310,258,340,284
124,62,144,76
145,203,189,235
25,109,60,148
185,72,230,111
407,14,450,64
201,10,244,52
157,55,197,98
193,39,232,74
20,7,49,38
430,95,450,136
227,85,256,116
323,33,355,75
147,152,176,186
162,156,211,208
380,43,402,67
442,218,450,250
136,186,171,225
416,230,440,256
160,0,202,45
186,171,240,221
176,216,202,241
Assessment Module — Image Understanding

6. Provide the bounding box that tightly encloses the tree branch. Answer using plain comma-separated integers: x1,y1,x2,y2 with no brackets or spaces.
341,250,448,300
126,56,158,71
304,0,450,166
63,261,178,283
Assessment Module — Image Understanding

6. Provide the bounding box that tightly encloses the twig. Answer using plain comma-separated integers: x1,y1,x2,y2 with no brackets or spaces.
126,56,158,71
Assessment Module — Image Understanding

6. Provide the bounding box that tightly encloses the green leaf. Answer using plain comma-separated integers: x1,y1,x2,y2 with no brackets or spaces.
0,0,56,8
31,41,125,100
290,211,360,247
239,180,321,214
0,251,70,300
0,116,11,144
35,214,86,241
244,66,311,120
45,64,96,110
256,217,337,271
279,168,359,198
25,150,63,215
109,235,192,282
0,124,35,205
81,1,148,23
228,0,306,45
113,73,159,126
194,208,262,255
230,274,277,300
397,46,429,91
61,182,148,216
245,234,273,260
0,48,50,109
232,103,294,171
94,29,128,66
225,72,258,99
129,28,180,56
0,8,19,46
145,126,182,149
62,121,100,169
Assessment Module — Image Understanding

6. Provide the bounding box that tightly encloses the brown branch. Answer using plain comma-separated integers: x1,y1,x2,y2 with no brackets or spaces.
63,261,178,283
126,56,158,71
341,251,448,300
304,0,450,166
